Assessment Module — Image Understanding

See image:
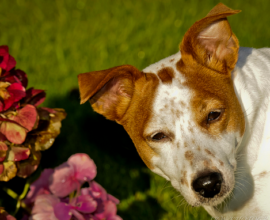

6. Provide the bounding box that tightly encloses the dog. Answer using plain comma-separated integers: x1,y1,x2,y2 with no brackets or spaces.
78,3,270,219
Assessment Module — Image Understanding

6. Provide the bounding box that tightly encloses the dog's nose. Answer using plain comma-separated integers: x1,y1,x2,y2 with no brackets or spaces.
192,172,222,198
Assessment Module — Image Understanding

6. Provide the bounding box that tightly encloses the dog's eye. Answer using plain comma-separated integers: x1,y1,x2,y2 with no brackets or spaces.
207,111,221,123
152,132,167,141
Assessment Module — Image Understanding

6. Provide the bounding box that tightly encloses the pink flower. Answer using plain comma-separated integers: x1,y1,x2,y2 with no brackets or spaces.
31,194,98,220
49,153,97,197
24,169,54,206
0,46,16,72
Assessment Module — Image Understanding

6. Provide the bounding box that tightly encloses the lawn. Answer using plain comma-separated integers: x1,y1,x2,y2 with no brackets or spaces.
0,0,269,219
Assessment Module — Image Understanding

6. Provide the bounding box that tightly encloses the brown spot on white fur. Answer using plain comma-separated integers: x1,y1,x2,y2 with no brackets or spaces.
170,58,175,62
205,149,215,157
184,142,188,148
157,67,175,84
219,160,224,166
181,170,188,186
258,171,267,178
185,151,194,162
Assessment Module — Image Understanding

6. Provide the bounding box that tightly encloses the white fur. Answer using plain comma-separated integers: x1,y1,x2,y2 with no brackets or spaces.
142,47,270,219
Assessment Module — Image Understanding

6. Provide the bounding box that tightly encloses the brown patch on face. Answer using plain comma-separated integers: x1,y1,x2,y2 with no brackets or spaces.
157,67,175,84
197,145,200,151
219,160,224,166
184,142,188,148
170,58,175,62
120,73,160,169
205,149,215,158
181,170,188,186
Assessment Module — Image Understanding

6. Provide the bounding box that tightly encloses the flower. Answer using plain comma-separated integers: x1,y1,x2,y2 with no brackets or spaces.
0,46,16,72
0,45,66,182
26,153,122,220
49,153,97,197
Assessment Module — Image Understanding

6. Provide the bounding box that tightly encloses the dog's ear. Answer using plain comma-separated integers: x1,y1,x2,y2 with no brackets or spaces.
78,65,142,122
180,3,241,74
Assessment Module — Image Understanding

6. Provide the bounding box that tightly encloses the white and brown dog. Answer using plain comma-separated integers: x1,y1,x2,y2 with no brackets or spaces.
78,3,270,219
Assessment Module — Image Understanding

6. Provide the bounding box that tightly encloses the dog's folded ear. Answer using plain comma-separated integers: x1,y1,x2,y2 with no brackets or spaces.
78,65,142,122
180,3,241,74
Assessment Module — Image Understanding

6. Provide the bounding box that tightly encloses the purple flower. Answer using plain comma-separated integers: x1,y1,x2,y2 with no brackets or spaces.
49,153,97,197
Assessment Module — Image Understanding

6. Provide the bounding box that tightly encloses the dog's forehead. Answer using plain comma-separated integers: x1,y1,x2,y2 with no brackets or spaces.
143,52,192,128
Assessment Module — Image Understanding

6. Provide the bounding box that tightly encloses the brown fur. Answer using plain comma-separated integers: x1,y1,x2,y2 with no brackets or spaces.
120,73,160,169
157,67,174,84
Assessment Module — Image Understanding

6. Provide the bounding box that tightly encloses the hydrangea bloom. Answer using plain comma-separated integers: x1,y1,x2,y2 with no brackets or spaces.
25,153,122,220
0,45,66,181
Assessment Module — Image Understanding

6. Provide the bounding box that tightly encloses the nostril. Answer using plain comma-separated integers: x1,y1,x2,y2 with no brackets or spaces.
192,172,222,198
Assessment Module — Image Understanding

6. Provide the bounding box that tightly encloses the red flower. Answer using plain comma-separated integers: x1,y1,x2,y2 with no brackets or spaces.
0,46,16,72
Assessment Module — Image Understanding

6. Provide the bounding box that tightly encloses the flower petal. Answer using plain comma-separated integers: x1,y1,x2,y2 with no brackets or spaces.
24,168,54,205
0,121,27,144
75,195,97,213
16,149,41,178
0,141,8,162
68,153,97,182
94,201,122,220
0,161,17,181
31,194,59,220
0,46,16,71
7,146,30,161
107,194,120,205
13,69,28,88
49,162,79,197
0,163,4,175
53,203,73,220
25,88,46,106
9,104,38,131
6,82,26,102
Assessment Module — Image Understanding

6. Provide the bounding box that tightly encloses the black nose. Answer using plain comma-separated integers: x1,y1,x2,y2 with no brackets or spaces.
192,172,222,198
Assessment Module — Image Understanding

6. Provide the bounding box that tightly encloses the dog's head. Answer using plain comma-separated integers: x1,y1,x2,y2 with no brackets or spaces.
78,3,245,207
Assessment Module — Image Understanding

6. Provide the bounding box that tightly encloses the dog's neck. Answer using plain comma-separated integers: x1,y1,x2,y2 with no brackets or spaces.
233,47,270,169
204,47,270,217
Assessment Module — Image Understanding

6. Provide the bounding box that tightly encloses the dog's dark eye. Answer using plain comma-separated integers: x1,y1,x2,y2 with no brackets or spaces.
152,132,166,141
207,111,221,123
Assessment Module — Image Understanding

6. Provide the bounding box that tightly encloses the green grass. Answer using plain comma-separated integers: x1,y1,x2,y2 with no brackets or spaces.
0,0,269,219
